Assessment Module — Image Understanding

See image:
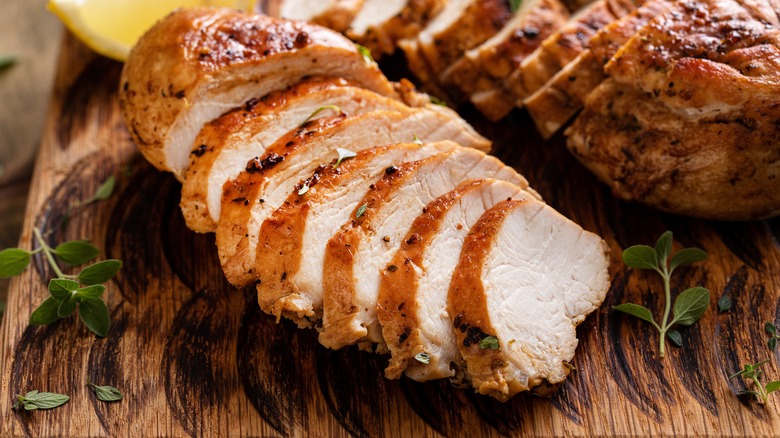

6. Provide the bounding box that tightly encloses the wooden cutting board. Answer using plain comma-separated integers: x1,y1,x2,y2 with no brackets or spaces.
1,32,779,437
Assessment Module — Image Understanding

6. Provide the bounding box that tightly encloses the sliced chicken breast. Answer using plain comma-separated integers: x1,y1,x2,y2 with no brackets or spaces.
441,0,570,120
347,0,445,57
319,147,531,350
378,179,528,381
505,0,636,103
449,199,609,401
217,109,491,286
180,79,411,233
119,7,397,179
272,0,365,32
525,0,670,137
255,141,459,326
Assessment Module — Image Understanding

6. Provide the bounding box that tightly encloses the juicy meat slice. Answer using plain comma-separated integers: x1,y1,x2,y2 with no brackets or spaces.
271,0,365,32
319,147,532,350
255,141,459,326
119,7,396,179
378,179,528,381
400,0,513,99
525,0,670,138
567,0,780,219
180,79,410,233
347,0,445,57
217,109,491,286
506,0,637,103
449,199,609,401
441,0,570,120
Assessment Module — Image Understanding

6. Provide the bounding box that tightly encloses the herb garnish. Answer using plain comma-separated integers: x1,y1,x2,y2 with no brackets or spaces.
298,184,309,196
356,44,373,64
429,96,447,107
479,336,499,350
0,54,17,71
82,175,116,206
509,0,523,12
87,381,123,402
333,147,357,168
414,352,430,364
767,322,778,351
412,134,423,146
0,227,120,337
614,231,709,359
730,360,780,404
300,105,343,127
718,295,732,313
355,204,367,218
12,391,69,410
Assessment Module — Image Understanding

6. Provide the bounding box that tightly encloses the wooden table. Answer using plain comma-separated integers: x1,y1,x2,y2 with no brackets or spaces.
1,12,779,438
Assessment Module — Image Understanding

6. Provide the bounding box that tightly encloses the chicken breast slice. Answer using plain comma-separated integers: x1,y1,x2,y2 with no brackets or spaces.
271,0,365,32
525,0,671,138
119,7,396,179
347,0,444,57
181,79,411,233
441,0,570,121
217,109,491,286
378,179,529,381
320,147,531,350
255,141,459,326
449,199,609,401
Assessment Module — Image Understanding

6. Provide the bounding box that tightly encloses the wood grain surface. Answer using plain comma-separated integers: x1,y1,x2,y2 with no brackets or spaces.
1,32,780,437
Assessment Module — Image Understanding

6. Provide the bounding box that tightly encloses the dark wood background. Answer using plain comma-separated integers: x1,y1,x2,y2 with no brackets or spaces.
1,30,779,436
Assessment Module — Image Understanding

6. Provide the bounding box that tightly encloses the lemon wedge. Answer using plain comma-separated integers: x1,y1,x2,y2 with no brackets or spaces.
47,0,255,61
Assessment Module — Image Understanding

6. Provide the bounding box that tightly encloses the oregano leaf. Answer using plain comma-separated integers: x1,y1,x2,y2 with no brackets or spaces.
356,44,373,64
670,247,708,271
77,259,122,285
766,381,780,393
621,245,658,270
48,278,79,301
613,303,659,328
510,0,523,11
20,392,69,410
769,337,777,351
57,296,77,318
672,287,710,326
655,231,673,269
766,322,777,336
78,298,110,337
667,330,683,347
54,241,99,265
84,175,115,204
76,284,105,300
29,297,61,325
356,204,367,218
717,295,732,313
88,382,123,402
333,147,357,168
479,336,499,350
0,248,31,278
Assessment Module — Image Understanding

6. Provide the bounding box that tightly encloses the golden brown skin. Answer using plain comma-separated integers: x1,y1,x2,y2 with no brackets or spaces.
567,0,780,219
119,7,396,176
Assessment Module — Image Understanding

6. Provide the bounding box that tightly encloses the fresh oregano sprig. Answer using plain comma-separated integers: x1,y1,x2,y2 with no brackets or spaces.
614,231,709,359
87,381,124,402
730,360,780,404
0,227,121,337
12,390,69,410
767,322,779,351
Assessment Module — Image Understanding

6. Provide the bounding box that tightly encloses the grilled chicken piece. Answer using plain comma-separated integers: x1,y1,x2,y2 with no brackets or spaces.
320,147,531,350
567,0,780,219
525,0,671,137
255,141,459,325
400,0,514,100
218,109,491,286
269,0,365,32
180,79,410,233
442,0,570,120
347,0,445,57
506,0,636,103
378,179,527,381
119,7,396,179
450,199,609,401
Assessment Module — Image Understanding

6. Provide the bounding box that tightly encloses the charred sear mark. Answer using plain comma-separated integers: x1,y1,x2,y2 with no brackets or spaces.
400,378,465,436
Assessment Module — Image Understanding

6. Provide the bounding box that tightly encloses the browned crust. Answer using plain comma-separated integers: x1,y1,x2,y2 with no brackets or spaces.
180,77,354,232
448,199,522,401
320,156,445,349
378,179,487,379
119,7,395,172
348,0,446,57
311,0,366,33
217,114,348,286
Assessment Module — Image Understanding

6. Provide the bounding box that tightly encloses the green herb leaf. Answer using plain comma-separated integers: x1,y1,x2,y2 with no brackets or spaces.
29,297,62,325
333,147,357,168
766,322,777,336
355,204,367,219
0,54,17,70
766,381,780,393
414,352,430,364
78,298,110,337
298,184,309,196
509,0,523,12
76,284,105,300
0,248,31,278
412,134,423,146
654,231,673,268
356,44,373,64
301,105,342,127
667,330,683,347
672,287,710,326
77,259,122,285
613,303,659,328
57,296,77,318
88,382,123,402
769,337,777,351
48,278,80,301
15,391,70,410
717,295,732,313
669,247,708,271
479,336,500,350
83,175,116,205
621,245,658,271
429,95,447,107
54,241,100,265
